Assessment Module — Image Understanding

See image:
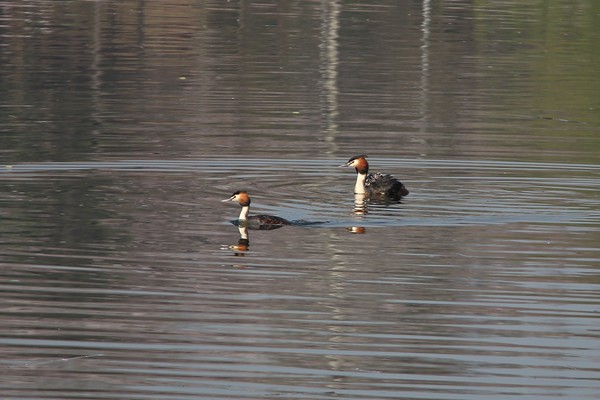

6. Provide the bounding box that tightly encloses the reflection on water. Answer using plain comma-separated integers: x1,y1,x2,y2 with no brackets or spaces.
226,226,250,257
352,192,368,215
3,158,599,399
1,0,600,399
350,192,368,233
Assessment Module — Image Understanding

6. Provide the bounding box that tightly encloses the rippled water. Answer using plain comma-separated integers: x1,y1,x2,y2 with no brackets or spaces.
2,158,600,399
2,0,600,399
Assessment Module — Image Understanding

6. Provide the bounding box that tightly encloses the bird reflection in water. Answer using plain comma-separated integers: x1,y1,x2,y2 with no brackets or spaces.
353,192,368,215
349,192,367,234
223,216,286,258
348,226,366,234
228,225,250,256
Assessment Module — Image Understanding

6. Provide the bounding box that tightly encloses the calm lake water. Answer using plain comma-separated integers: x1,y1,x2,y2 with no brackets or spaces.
1,1,600,399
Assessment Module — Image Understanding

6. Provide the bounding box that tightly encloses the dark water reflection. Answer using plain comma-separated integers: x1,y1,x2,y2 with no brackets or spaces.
1,1,600,399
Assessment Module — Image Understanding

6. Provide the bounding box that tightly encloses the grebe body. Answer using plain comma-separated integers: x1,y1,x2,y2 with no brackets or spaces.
341,155,409,199
222,191,290,229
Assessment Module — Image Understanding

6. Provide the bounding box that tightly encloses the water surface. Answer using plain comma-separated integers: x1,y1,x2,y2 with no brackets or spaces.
1,1,600,399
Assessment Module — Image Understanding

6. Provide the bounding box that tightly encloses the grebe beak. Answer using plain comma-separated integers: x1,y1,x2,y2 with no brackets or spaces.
221,196,235,202
338,161,352,167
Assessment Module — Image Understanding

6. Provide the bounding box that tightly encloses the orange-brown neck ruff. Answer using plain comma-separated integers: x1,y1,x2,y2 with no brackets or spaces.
235,191,251,207
353,157,369,175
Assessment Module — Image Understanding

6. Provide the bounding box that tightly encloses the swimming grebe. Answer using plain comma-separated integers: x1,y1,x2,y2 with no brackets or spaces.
340,154,409,199
222,190,290,228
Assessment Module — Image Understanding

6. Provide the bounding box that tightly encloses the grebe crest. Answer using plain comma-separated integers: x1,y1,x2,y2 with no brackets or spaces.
222,190,290,229
340,154,409,200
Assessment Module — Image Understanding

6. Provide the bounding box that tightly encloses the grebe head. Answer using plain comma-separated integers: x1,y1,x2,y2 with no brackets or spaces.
222,190,251,206
340,154,369,174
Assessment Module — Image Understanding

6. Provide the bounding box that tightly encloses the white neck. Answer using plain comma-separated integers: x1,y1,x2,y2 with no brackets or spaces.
238,205,249,221
354,173,367,194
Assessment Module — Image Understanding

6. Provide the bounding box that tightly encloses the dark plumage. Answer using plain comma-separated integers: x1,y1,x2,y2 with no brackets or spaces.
365,172,409,198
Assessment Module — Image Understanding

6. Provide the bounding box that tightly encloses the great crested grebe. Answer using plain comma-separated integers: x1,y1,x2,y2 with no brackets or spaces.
340,154,409,199
222,190,290,228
